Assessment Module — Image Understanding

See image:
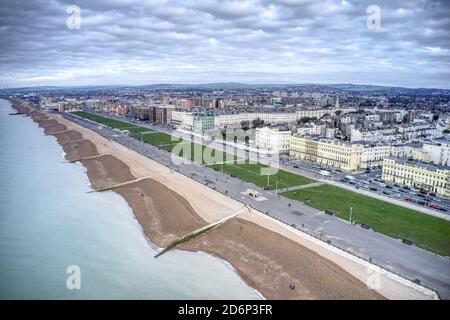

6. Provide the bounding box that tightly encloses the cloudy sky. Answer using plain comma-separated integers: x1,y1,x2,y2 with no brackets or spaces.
0,0,449,88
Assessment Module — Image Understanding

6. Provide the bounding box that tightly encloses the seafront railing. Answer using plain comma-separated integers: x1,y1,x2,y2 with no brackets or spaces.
62,111,440,299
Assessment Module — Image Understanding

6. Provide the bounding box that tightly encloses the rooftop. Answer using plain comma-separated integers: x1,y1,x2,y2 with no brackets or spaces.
389,157,450,171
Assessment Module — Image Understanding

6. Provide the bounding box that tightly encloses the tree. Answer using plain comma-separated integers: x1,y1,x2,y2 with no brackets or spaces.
297,116,316,124
240,120,250,130
252,118,264,128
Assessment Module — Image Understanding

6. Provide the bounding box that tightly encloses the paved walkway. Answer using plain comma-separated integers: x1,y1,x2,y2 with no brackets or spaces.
277,181,325,194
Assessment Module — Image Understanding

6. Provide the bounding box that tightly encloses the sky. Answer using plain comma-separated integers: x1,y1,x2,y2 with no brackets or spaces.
0,0,449,89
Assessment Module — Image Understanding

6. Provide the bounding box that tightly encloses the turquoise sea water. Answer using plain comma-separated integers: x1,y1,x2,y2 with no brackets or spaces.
0,98,261,299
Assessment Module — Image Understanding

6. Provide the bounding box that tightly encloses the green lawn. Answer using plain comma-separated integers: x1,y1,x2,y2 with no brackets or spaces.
209,162,314,190
74,111,315,192
135,131,313,190
281,184,450,256
73,111,151,133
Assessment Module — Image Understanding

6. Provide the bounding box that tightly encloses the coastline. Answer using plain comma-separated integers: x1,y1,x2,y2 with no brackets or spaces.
11,102,438,300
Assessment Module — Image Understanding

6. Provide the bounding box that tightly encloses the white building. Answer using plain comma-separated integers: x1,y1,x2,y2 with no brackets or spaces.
296,123,327,137
360,144,403,169
255,127,291,154
423,139,450,166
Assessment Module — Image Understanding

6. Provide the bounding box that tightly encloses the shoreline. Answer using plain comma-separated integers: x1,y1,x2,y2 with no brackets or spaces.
10,101,438,300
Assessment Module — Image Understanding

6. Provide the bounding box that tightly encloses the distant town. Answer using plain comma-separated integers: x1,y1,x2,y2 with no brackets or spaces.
4,83,449,203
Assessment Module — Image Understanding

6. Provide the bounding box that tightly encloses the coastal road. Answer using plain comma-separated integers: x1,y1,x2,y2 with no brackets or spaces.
63,112,450,299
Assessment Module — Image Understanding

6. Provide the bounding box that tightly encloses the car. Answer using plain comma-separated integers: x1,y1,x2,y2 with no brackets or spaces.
428,203,439,209
403,186,411,190
405,197,412,202
383,191,390,195
417,200,426,206
438,207,448,212
292,165,299,168
428,192,436,197
417,194,425,198
385,185,392,189
369,187,378,191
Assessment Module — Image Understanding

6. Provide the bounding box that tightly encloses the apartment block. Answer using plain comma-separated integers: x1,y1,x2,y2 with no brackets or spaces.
255,127,291,154
382,158,449,197
289,136,364,171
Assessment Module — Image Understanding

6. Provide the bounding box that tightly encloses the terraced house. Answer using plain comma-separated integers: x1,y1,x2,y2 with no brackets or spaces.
382,158,450,197
289,136,364,171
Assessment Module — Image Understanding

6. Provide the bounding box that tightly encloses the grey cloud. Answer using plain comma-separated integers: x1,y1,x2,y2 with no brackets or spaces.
0,0,448,88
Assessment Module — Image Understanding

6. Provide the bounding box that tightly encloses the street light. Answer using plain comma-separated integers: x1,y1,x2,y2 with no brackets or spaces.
349,207,353,224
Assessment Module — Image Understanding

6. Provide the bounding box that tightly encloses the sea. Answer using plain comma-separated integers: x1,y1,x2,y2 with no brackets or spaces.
0,98,261,299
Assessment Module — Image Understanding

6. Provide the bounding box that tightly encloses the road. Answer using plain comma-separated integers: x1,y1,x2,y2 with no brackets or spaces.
62,112,450,299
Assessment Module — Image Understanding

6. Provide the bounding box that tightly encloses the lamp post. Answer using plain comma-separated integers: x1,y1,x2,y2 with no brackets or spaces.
349,207,353,224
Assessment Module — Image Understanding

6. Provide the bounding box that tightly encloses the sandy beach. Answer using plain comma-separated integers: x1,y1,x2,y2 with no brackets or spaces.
53,130,83,144
12,103,438,300
181,218,383,299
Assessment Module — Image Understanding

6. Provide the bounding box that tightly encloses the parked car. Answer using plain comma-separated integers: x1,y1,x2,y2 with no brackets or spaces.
417,194,425,198
369,187,378,191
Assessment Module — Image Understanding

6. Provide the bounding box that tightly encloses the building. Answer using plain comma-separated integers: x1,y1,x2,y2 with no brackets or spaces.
130,105,150,121
382,158,449,197
170,108,355,131
360,143,401,169
290,136,364,171
422,139,450,166
58,101,84,112
255,127,291,154
192,114,215,134
40,98,60,111
296,123,327,137
149,105,173,124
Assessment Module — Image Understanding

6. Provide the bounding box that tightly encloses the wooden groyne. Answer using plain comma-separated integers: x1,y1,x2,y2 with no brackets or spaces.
154,207,250,258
